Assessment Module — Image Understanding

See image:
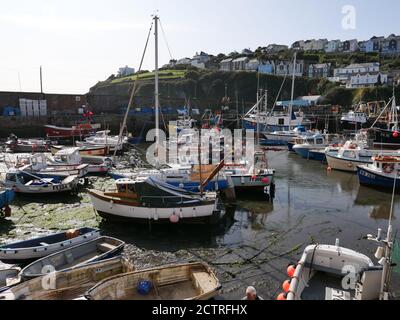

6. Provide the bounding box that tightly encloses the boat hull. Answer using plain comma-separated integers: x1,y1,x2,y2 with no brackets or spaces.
229,173,274,191
0,228,100,264
0,189,15,210
326,153,372,172
89,191,218,223
357,166,400,189
51,146,109,157
44,124,101,139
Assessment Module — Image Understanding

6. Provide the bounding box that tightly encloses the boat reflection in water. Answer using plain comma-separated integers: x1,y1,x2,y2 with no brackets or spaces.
355,185,398,221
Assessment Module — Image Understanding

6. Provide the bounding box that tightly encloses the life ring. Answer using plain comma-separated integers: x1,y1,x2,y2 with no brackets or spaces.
383,163,395,174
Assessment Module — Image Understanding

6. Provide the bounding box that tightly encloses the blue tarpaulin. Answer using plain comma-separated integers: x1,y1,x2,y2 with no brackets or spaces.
2,106,20,116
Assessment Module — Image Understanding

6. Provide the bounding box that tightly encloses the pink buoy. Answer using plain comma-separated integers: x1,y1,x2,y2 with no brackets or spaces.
261,177,270,184
170,214,180,224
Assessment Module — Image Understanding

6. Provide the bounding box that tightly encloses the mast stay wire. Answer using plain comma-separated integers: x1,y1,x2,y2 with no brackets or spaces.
113,19,154,160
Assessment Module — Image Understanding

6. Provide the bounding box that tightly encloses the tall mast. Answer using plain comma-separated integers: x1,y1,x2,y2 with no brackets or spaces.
40,66,43,95
154,15,160,145
289,51,297,130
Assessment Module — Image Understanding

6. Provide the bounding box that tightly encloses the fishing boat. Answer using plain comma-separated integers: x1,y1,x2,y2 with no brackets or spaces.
367,94,400,150
0,257,134,300
76,130,127,153
224,152,275,194
2,169,80,195
341,110,368,129
357,155,400,190
50,148,113,174
20,236,125,281
44,123,101,139
85,262,221,300
89,176,220,223
51,145,109,157
14,153,89,178
243,53,313,133
0,228,100,264
0,268,20,292
0,188,14,217
5,134,51,153
262,126,310,146
292,134,330,160
109,164,230,193
326,140,400,173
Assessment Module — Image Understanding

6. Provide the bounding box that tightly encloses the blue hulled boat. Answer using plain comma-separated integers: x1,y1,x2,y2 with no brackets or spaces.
357,155,400,190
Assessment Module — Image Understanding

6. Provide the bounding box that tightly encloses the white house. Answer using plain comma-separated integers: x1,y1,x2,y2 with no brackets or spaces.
220,58,233,71
325,40,341,53
265,44,288,53
291,40,305,50
176,58,192,65
334,62,380,82
118,66,135,77
308,63,331,78
232,57,250,71
299,95,322,106
245,58,260,71
348,72,388,88
303,39,328,51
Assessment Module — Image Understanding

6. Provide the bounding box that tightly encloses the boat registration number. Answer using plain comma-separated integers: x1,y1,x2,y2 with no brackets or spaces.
52,184,70,191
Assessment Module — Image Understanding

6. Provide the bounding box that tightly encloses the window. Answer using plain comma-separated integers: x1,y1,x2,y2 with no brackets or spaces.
278,118,285,125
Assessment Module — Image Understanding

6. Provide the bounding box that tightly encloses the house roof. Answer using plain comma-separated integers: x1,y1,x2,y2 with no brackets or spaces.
221,58,233,63
344,62,380,69
233,57,249,62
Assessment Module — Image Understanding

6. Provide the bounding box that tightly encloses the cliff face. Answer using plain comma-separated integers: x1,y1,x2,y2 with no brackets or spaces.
87,70,399,113
87,71,321,112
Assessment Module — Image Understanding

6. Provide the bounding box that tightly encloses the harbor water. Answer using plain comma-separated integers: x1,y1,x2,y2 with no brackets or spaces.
1,149,399,300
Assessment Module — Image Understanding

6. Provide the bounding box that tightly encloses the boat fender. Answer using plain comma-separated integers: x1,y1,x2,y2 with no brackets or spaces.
110,200,114,209
241,176,245,185
287,265,296,278
179,208,183,219
137,280,153,295
170,214,179,224
193,207,197,218
283,280,291,293
277,292,288,301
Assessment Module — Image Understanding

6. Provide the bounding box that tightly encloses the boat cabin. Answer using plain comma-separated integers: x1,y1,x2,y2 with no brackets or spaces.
371,155,400,174
53,148,82,165
293,134,325,147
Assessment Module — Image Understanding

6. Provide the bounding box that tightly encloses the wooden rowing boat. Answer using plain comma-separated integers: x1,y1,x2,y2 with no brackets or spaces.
85,262,221,300
0,257,134,300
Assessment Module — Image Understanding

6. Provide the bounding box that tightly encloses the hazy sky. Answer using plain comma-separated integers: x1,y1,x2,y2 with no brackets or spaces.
0,0,399,94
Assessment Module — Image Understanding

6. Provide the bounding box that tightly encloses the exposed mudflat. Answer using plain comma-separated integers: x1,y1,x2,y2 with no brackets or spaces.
1,149,399,300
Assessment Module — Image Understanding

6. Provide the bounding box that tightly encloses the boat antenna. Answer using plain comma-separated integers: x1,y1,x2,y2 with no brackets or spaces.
113,18,154,161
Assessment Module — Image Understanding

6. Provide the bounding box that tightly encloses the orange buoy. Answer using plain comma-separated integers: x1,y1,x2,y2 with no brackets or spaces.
277,292,287,300
283,280,291,293
393,131,399,138
287,265,296,278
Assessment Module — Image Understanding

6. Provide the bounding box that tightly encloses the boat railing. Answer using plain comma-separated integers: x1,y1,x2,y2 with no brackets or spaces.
140,194,200,205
